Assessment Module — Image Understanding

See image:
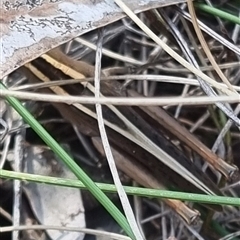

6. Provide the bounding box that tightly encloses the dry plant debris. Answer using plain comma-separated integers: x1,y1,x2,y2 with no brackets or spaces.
0,0,240,240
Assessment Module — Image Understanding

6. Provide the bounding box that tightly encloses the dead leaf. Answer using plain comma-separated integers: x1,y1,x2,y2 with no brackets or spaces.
23,145,85,240
0,0,186,78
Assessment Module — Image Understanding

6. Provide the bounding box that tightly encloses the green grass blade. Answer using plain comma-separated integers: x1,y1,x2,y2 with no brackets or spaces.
1,170,240,207
0,82,135,239
194,3,240,25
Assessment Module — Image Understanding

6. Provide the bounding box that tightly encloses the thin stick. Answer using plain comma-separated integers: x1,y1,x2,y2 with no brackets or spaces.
0,89,240,106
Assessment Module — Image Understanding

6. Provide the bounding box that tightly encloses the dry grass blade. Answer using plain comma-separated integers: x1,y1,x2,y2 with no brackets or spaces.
93,29,144,240
127,90,238,180
114,0,240,127
9,75,240,93
92,137,200,224
22,48,219,223
30,51,220,196
2,1,240,239
1,89,240,106
113,0,232,96
212,105,240,153
175,7,240,56
187,0,236,93
0,225,131,240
